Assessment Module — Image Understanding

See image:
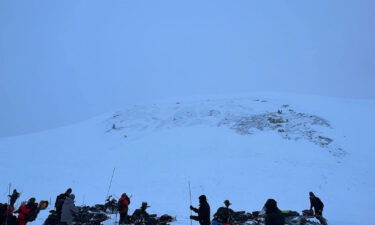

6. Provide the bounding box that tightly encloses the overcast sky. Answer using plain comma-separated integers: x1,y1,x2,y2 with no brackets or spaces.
1,0,374,137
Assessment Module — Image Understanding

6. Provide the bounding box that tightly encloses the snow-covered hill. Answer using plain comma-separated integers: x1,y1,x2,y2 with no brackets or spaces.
1,93,374,225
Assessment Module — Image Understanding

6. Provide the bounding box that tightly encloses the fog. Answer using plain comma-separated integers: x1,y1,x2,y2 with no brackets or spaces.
1,0,374,137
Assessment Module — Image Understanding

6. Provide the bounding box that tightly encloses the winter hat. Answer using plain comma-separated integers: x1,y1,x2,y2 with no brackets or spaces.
141,202,150,208
199,195,207,201
224,200,231,205
28,197,36,203
121,193,127,197
66,188,72,194
309,192,315,197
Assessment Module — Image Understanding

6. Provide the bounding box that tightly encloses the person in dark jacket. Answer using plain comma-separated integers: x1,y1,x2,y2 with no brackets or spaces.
309,192,327,225
0,190,20,225
60,194,78,225
132,202,150,223
309,192,324,216
9,189,20,208
54,188,72,221
190,195,210,225
264,199,285,225
214,200,234,224
118,193,131,224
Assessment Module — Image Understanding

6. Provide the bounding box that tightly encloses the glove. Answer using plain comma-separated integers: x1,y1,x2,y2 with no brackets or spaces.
190,205,195,210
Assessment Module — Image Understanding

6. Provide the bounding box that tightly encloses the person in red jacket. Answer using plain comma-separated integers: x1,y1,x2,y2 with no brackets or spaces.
118,193,131,224
16,198,38,225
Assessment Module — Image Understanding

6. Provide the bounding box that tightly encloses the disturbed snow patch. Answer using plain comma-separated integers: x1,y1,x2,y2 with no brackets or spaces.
219,108,345,158
105,99,345,158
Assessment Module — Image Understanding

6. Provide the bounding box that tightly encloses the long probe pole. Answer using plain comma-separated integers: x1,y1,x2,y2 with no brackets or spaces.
188,181,192,225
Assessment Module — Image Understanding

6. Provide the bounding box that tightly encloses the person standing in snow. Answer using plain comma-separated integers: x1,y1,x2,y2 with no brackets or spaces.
9,189,20,208
16,198,39,225
309,192,324,216
263,199,285,225
214,200,234,224
190,195,211,225
309,192,327,225
55,188,72,221
118,193,131,224
59,194,78,225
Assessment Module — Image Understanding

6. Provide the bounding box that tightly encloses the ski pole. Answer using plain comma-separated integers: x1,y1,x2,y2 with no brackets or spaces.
106,167,116,200
5,183,11,225
188,181,192,225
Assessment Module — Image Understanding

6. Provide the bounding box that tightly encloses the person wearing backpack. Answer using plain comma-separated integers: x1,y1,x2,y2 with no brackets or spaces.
118,193,130,224
54,188,72,221
16,198,39,225
59,194,78,225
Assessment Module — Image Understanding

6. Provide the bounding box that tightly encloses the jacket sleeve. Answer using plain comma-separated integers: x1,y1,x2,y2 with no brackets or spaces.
190,215,199,221
191,207,199,213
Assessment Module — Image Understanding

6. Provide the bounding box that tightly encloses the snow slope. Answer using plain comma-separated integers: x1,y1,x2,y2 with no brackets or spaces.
0,93,374,225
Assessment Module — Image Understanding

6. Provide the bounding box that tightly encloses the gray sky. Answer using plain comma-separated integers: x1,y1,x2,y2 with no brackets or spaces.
1,0,374,137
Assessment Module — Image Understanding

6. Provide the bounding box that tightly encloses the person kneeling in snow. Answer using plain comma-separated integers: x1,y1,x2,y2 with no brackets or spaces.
214,200,234,224
132,202,151,224
264,199,285,225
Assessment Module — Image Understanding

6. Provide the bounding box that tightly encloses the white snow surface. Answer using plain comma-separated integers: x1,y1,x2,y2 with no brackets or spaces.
1,93,374,225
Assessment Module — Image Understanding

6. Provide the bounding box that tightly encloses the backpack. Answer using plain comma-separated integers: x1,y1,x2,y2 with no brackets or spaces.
27,207,39,222
55,194,66,212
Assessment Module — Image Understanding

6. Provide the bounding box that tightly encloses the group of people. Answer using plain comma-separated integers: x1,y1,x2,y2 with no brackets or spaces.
117,193,159,224
52,188,78,225
0,189,48,225
188,192,325,225
0,188,77,225
2,188,325,225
